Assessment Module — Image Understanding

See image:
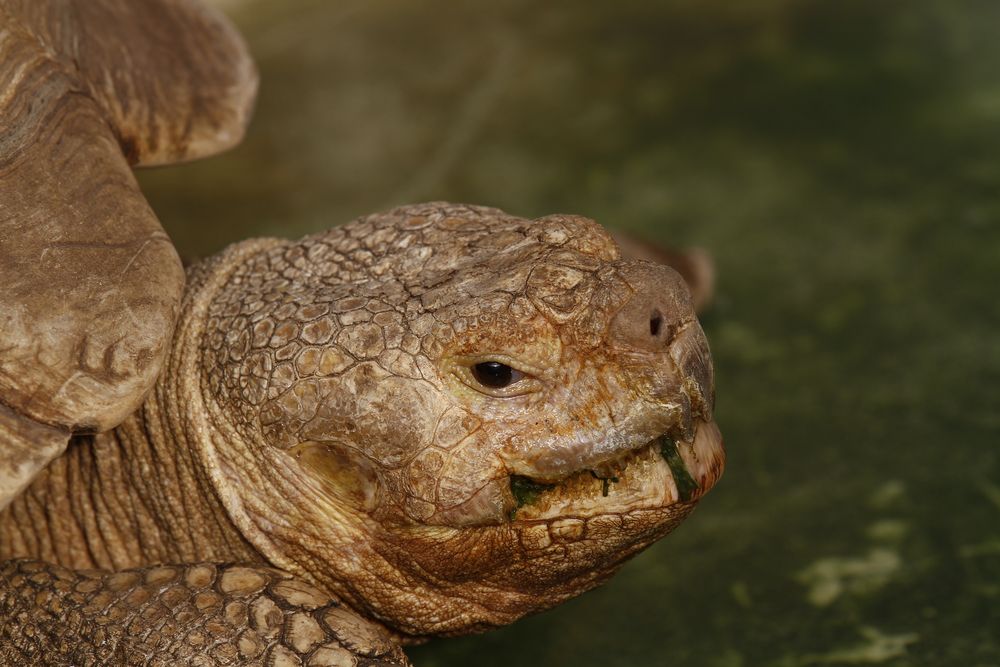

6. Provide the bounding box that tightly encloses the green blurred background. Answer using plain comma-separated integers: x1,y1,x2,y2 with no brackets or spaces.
140,0,1000,664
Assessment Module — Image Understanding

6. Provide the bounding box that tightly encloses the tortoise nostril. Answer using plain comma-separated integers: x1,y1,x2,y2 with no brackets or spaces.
608,262,693,352
649,311,663,337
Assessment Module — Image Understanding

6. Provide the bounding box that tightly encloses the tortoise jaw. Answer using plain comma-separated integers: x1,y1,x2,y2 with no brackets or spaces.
508,420,724,522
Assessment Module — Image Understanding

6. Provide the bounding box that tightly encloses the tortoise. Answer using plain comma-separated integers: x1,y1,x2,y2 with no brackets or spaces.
0,1,725,665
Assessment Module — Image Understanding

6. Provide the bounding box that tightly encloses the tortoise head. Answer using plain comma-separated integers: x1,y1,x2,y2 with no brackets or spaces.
187,203,723,638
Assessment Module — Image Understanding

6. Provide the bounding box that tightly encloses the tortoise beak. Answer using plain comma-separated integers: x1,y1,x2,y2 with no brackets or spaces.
506,418,724,521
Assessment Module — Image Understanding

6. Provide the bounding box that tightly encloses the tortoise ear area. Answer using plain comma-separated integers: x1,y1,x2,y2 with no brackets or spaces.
288,441,382,513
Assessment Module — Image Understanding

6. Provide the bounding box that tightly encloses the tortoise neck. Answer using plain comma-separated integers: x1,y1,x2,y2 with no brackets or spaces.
0,401,260,570
0,240,285,571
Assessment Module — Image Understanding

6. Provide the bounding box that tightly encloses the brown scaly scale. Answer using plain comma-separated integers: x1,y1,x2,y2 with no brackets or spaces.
0,2,724,665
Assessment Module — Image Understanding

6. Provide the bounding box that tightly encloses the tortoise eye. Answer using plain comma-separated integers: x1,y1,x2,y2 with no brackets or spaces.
450,356,539,398
472,361,524,389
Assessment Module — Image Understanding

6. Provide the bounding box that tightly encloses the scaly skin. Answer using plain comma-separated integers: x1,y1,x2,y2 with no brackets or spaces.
0,559,409,666
0,203,724,660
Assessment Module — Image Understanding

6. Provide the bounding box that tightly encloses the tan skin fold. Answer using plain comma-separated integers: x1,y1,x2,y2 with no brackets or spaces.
0,2,722,665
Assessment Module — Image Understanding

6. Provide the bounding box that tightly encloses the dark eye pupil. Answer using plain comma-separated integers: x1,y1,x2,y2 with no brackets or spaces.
473,361,514,388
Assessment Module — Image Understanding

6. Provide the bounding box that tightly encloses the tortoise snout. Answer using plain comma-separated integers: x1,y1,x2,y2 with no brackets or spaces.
608,262,695,353
609,261,715,422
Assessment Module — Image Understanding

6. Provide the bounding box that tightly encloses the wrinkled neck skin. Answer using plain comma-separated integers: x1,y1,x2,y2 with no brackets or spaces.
0,412,258,572
0,365,259,576
0,241,303,575
0,248,272,572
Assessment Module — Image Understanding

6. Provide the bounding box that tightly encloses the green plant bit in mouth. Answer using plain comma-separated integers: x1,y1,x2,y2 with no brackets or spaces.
508,432,701,521
658,436,698,502
509,475,557,518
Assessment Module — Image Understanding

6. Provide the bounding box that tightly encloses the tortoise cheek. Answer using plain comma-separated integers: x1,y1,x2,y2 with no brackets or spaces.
288,440,381,512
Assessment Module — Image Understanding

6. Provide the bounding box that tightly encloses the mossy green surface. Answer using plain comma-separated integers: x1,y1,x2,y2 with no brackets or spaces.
141,1,1000,664
509,475,556,518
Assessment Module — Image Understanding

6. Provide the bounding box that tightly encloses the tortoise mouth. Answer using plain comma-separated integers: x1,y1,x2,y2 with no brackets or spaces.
507,420,724,522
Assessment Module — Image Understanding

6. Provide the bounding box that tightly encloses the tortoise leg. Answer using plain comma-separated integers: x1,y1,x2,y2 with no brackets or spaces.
0,559,411,667
0,405,69,511
611,231,716,312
